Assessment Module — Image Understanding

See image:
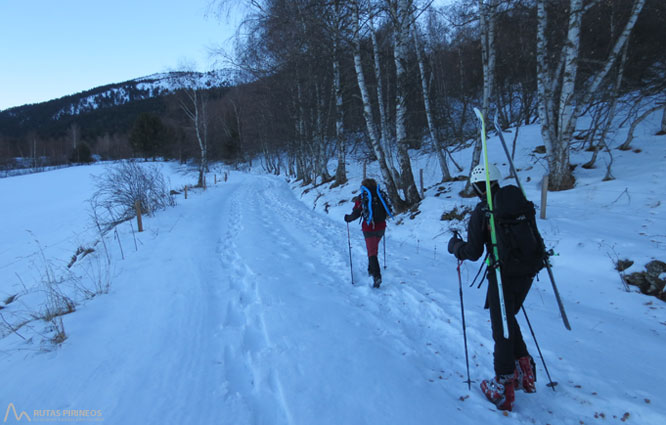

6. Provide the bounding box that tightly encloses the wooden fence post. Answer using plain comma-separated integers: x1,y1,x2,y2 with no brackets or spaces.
419,168,425,198
224,172,228,182
540,174,548,219
135,200,144,232
214,174,217,184
184,185,188,199
203,175,207,190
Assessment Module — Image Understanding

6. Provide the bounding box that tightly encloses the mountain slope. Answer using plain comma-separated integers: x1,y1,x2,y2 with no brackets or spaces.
0,70,232,138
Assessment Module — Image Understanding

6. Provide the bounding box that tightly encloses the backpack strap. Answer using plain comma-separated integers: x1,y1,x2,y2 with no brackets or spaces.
376,185,394,219
360,185,374,224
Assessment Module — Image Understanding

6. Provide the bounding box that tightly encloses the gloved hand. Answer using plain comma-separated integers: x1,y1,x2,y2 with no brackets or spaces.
448,235,464,257
344,214,353,223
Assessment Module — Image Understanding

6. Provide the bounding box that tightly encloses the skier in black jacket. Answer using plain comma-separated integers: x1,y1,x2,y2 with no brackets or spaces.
447,163,536,412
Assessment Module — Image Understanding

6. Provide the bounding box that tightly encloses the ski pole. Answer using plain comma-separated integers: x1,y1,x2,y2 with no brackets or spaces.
383,235,386,269
544,258,572,330
493,115,571,331
347,222,354,285
493,115,525,195
457,258,472,390
521,306,557,391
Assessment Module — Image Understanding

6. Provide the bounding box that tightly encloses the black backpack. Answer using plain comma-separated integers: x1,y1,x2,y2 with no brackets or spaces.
492,185,546,277
361,185,393,224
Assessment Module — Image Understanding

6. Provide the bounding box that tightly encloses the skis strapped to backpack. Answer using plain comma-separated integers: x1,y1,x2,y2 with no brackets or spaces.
473,107,510,340
493,116,571,331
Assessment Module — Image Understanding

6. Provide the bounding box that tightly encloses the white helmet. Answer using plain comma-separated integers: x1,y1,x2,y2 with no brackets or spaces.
470,163,501,184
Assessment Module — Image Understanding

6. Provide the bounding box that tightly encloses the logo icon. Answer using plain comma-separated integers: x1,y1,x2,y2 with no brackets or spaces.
4,403,31,422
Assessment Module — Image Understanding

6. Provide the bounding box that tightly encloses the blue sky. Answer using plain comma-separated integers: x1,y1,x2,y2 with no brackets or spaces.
0,0,239,110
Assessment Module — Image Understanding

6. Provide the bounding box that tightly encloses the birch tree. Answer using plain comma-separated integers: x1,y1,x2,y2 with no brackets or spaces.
179,86,210,187
618,104,663,150
368,14,398,183
351,0,404,209
536,0,646,190
386,0,421,205
332,26,347,186
412,23,452,181
462,0,496,195
581,30,633,180
327,0,353,187
478,0,496,140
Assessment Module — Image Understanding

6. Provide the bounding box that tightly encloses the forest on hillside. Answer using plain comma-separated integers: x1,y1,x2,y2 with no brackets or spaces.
1,0,664,209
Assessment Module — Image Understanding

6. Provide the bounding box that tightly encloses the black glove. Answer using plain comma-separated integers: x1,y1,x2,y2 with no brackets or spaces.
448,235,464,257
344,214,353,223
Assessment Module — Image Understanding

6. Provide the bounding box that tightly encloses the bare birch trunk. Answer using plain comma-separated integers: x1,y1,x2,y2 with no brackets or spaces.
230,99,244,162
332,51,347,186
332,1,347,187
369,17,401,187
412,24,451,182
557,0,583,148
179,88,209,187
480,0,496,124
578,0,646,110
464,0,496,195
352,2,403,209
619,105,662,150
583,36,630,172
536,0,555,155
314,82,331,184
295,78,312,184
537,0,645,190
369,16,391,148
391,0,420,205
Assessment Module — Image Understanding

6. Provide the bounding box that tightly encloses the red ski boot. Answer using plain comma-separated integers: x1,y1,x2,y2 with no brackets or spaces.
480,374,515,411
514,356,536,393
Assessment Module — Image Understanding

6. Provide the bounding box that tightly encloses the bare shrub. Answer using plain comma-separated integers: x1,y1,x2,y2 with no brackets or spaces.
41,285,75,323
29,237,75,345
91,160,175,229
50,317,67,345
75,250,111,298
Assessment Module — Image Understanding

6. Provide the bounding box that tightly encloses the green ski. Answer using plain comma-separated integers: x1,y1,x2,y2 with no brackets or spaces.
473,107,509,339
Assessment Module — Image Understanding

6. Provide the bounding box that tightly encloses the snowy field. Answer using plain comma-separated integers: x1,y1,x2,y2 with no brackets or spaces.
1,110,665,424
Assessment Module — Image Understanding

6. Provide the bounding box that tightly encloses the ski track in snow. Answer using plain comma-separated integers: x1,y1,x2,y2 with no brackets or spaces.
1,172,665,424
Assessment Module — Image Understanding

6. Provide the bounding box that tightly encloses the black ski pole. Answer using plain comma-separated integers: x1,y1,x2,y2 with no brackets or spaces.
493,115,525,195
457,258,472,390
544,257,572,330
347,222,354,285
383,235,386,269
521,306,557,391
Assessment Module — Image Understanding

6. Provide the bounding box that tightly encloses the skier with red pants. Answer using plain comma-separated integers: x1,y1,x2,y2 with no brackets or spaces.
344,178,392,288
447,164,537,411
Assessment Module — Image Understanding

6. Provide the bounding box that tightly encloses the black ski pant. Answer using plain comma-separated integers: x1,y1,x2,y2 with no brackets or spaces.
368,255,381,279
486,272,533,376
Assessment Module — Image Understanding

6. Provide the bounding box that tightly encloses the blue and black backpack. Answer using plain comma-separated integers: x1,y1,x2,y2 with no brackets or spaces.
360,184,393,225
